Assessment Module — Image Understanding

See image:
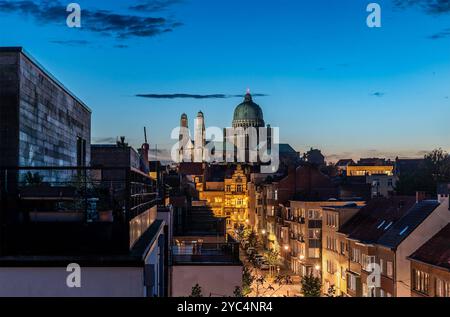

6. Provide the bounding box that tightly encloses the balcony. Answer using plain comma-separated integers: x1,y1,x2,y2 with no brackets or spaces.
0,166,159,255
172,240,241,265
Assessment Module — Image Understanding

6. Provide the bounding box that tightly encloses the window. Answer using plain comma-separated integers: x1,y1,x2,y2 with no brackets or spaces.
412,269,430,295
309,229,320,239
399,226,409,236
387,261,393,278
226,185,231,192
362,255,376,271
326,260,336,274
380,259,385,274
308,209,320,220
76,137,86,167
347,274,357,291
340,241,346,255
236,185,243,193
435,278,450,297
308,248,320,259
351,248,361,263
384,222,393,231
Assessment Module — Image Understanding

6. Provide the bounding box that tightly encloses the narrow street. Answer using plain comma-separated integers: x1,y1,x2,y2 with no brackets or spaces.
240,248,302,297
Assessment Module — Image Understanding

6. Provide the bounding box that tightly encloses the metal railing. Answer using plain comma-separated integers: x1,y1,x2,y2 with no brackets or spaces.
172,242,241,264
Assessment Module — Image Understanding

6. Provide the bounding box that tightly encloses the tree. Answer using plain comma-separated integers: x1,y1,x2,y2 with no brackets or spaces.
396,148,450,195
265,249,279,266
190,284,203,297
233,286,243,297
265,249,279,276
300,275,322,297
246,230,259,250
242,266,255,296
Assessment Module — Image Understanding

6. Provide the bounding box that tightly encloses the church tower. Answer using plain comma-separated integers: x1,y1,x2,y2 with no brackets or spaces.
194,111,206,162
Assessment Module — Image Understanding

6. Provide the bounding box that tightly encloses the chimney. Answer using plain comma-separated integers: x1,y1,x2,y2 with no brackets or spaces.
416,191,427,203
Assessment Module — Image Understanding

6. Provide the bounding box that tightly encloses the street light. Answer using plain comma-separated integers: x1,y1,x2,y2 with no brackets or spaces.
284,245,290,251
261,229,267,235
315,265,321,271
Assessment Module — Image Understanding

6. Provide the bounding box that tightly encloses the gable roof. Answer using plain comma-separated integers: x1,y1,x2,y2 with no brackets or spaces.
338,197,416,243
409,224,450,271
377,200,440,248
339,197,441,249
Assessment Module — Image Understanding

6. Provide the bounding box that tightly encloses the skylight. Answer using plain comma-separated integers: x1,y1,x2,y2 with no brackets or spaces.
377,220,386,229
384,222,393,230
399,226,409,236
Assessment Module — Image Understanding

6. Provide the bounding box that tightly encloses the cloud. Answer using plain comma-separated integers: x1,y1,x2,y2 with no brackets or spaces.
371,92,385,97
129,0,183,12
136,93,269,99
114,44,129,49
428,28,450,39
0,0,182,39
393,0,450,14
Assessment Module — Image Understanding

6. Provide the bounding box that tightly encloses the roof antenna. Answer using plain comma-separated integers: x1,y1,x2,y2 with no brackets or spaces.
144,127,148,144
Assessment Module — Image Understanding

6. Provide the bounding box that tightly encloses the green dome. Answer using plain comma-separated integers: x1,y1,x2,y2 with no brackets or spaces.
232,93,265,128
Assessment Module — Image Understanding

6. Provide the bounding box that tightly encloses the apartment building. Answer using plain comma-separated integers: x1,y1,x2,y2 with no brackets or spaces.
337,194,450,297
408,224,450,297
321,204,362,295
287,200,365,278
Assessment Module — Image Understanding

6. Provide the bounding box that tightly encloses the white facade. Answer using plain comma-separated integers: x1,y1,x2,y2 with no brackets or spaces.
171,265,242,297
0,267,144,297
395,197,450,297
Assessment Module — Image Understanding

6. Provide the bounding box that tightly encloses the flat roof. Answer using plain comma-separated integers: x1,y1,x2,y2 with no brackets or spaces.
0,220,165,267
0,47,91,113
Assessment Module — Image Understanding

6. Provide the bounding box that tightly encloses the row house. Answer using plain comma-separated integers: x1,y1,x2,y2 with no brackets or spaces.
287,200,365,278
337,193,450,297
408,224,450,297
321,204,362,295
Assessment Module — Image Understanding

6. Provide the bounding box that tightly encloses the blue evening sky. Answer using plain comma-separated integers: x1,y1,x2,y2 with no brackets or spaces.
0,0,449,161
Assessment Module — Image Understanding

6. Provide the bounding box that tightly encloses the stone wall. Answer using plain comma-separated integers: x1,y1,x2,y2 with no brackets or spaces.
18,52,91,169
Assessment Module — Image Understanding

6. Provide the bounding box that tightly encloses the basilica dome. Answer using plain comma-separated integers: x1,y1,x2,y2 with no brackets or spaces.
232,92,265,128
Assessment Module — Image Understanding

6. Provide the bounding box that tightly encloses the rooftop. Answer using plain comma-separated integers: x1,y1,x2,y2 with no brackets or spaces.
409,224,450,271
338,196,416,243
0,47,91,113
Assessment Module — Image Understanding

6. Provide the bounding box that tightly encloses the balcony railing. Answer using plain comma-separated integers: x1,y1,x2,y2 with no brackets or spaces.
172,242,241,265
0,166,160,255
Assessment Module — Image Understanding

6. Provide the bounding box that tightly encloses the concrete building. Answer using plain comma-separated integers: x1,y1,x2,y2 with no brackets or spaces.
171,235,242,297
366,174,396,198
0,48,167,297
0,47,91,186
